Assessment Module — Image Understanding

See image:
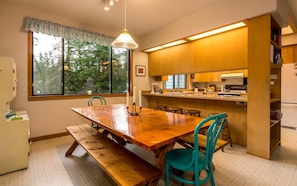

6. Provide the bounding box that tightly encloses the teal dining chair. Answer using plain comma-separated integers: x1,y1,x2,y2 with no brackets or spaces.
88,96,126,146
88,96,107,106
88,96,107,130
165,112,227,186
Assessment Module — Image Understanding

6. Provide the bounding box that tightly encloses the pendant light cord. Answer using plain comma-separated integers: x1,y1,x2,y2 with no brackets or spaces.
124,0,127,29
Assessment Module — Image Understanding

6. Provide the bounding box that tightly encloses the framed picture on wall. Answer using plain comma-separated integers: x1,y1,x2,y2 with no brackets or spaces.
135,65,146,77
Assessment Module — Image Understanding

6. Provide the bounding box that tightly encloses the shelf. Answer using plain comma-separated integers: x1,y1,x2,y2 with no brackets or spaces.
270,98,281,103
247,14,281,160
270,63,282,69
271,40,281,50
270,120,280,127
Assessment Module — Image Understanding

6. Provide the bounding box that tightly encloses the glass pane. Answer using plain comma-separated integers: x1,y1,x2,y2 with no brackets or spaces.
176,74,186,88
164,75,174,89
164,74,186,89
33,33,63,95
64,39,110,95
112,48,129,93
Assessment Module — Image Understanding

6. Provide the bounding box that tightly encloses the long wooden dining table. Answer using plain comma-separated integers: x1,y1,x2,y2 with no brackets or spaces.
70,104,204,177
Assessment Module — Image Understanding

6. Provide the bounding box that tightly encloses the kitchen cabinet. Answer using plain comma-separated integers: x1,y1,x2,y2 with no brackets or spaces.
193,71,221,82
155,75,168,81
191,27,248,73
192,69,248,83
148,27,248,76
148,43,193,76
247,14,281,159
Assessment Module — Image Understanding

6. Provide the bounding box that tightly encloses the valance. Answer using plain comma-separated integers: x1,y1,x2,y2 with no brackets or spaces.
24,16,114,46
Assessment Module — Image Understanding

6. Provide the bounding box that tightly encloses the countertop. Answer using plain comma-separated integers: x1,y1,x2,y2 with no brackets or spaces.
142,91,247,103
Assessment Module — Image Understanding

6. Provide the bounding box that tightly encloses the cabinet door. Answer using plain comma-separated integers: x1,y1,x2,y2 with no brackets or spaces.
148,27,248,75
148,51,163,76
194,72,221,82
192,27,248,72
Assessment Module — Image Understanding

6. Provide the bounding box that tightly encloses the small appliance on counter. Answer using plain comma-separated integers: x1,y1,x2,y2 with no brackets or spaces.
218,85,247,96
151,82,161,93
224,85,247,93
206,85,216,92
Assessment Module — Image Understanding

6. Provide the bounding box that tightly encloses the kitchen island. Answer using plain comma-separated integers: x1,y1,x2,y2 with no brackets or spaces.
142,91,247,146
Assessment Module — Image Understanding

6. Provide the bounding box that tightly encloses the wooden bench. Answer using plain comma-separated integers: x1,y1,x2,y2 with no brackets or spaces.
65,124,162,186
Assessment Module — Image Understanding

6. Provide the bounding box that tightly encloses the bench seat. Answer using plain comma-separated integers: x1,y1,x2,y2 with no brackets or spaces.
65,124,162,186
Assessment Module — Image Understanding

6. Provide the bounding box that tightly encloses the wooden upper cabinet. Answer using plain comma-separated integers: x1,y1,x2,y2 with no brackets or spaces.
148,51,164,76
193,72,221,82
282,45,297,64
148,43,193,76
192,27,248,72
148,27,248,76
192,69,248,83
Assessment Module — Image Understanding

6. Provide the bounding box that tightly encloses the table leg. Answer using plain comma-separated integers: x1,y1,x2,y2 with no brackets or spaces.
149,142,175,186
65,141,79,156
154,142,175,171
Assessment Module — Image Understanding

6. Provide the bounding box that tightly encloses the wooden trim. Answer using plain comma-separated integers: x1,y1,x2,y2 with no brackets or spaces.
28,32,33,99
28,93,128,101
27,32,134,101
30,132,69,142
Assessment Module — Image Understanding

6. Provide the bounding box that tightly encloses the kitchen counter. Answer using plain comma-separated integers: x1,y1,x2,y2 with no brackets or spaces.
142,91,248,147
142,91,247,103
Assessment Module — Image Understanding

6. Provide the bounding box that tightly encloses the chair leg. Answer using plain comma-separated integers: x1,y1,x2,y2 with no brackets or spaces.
165,164,170,186
209,165,215,186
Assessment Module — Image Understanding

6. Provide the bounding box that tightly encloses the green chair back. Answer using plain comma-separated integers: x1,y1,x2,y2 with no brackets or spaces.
165,112,227,186
88,96,106,106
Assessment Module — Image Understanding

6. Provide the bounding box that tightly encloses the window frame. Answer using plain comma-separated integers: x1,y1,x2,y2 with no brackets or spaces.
164,74,187,90
27,32,133,101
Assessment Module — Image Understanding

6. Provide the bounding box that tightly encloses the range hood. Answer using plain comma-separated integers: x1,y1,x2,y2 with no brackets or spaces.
220,72,244,79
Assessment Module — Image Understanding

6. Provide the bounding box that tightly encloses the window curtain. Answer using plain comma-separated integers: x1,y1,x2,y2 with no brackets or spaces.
24,16,114,46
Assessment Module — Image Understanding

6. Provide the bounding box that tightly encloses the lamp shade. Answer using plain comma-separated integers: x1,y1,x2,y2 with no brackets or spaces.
112,29,138,49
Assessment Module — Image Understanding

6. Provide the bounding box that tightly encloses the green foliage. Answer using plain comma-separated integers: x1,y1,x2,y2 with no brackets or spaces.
32,32,129,95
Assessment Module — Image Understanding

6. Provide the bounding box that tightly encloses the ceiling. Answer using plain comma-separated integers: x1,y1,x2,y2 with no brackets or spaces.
4,0,297,38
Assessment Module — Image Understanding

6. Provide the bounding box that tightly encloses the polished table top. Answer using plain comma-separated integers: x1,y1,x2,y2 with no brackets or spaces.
71,104,204,151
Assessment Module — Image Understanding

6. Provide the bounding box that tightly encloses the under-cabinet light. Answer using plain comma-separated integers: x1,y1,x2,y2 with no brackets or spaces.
187,22,246,41
144,46,164,52
161,39,187,48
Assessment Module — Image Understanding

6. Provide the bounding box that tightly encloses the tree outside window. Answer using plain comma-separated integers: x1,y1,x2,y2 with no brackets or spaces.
31,32,130,98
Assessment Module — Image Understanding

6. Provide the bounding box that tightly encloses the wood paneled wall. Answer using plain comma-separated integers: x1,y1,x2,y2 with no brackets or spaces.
282,45,297,63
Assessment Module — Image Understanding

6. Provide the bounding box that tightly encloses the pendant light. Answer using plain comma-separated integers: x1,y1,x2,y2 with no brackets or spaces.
112,0,138,49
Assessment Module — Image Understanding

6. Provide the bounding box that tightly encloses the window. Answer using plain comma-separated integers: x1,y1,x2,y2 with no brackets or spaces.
164,74,186,89
29,32,130,100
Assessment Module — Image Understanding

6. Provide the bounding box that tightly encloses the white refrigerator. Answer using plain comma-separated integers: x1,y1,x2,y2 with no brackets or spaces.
281,63,297,129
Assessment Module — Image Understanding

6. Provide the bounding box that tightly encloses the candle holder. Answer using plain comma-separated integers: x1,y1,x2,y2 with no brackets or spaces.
127,102,142,116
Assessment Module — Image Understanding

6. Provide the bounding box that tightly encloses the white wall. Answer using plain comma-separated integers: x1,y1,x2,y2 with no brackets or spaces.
0,1,150,138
